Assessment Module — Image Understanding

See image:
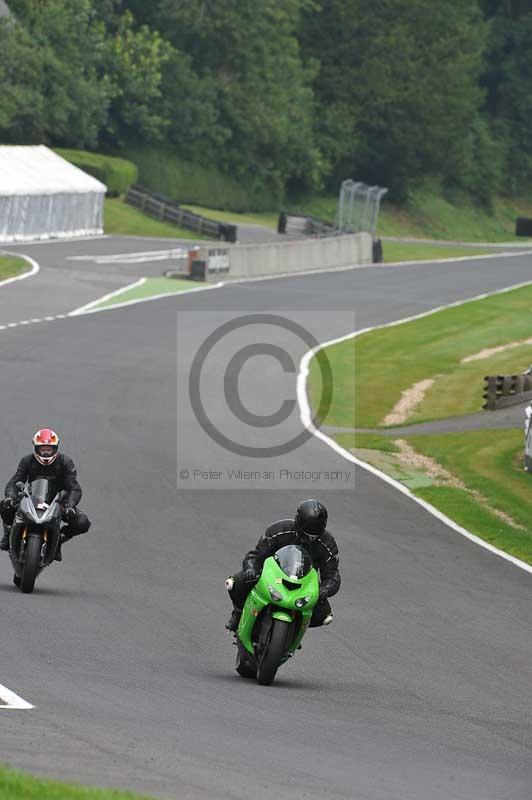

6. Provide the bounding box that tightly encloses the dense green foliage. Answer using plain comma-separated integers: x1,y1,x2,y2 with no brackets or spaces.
0,1,531,206
55,149,138,195
299,1,487,199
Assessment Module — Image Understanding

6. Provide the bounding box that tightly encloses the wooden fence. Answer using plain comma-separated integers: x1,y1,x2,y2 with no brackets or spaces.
125,186,237,242
483,373,532,410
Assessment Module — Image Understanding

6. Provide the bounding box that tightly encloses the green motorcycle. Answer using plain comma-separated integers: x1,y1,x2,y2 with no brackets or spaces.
228,544,320,685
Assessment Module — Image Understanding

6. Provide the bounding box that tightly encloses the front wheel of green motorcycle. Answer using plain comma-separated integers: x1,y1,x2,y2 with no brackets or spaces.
257,620,291,686
235,649,256,679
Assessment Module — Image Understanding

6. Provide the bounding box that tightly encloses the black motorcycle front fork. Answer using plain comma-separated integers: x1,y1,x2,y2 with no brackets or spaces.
16,528,49,567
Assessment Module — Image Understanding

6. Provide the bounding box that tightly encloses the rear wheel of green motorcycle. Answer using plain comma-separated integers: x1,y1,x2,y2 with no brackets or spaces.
21,537,40,594
257,620,290,686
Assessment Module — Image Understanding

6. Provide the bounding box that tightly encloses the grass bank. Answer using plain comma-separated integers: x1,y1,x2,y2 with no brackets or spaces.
0,255,31,281
123,147,281,212
104,198,206,240
309,282,532,429
293,188,532,243
0,765,153,800
182,204,278,229
111,148,532,244
308,282,532,564
332,429,532,565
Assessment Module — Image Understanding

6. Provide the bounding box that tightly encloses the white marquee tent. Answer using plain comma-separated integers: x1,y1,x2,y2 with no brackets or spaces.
0,145,107,242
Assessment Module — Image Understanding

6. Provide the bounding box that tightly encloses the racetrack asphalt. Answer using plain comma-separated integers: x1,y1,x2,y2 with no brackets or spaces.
1,239,532,799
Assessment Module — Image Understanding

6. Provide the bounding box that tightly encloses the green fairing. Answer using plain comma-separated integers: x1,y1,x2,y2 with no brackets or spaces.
238,554,319,655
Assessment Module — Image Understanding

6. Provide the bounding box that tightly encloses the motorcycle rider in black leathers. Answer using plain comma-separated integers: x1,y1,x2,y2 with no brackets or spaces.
226,499,340,631
0,429,90,561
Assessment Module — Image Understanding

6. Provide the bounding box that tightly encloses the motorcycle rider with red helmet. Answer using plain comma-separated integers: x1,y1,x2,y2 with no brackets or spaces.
0,429,91,560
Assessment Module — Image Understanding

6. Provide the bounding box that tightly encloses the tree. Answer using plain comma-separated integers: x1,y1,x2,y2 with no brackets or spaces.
0,0,171,149
481,1,532,190
143,0,322,197
101,11,173,147
0,1,112,146
301,0,488,199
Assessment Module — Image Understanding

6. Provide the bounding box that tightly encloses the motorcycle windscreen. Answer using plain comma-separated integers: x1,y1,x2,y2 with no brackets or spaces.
29,478,57,506
273,545,313,579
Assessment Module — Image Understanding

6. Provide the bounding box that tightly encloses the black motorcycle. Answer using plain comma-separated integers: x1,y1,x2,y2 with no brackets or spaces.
9,478,64,593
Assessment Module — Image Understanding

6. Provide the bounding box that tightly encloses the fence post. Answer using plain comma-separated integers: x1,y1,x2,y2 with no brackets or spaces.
483,376,498,410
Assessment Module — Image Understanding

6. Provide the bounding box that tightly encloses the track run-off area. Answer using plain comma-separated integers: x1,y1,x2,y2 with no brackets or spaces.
1,236,532,800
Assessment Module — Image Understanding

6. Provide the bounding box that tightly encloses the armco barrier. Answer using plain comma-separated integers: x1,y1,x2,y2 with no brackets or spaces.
277,212,336,237
194,232,372,281
125,185,237,242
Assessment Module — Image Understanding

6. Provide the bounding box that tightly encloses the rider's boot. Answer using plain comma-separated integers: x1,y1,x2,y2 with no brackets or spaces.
225,607,242,632
0,524,10,551
55,531,71,562
54,539,63,562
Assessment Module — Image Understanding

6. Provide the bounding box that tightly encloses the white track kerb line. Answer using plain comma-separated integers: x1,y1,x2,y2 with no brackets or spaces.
0,252,40,288
298,282,532,577
0,683,34,710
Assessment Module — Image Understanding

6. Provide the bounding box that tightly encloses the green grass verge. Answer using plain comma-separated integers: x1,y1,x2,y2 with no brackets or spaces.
334,429,532,564
0,765,153,800
55,149,138,197
94,277,200,310
104,198,207,240
182,204,278,229
383,241,491,263
309,282,532,429
0,256,31,281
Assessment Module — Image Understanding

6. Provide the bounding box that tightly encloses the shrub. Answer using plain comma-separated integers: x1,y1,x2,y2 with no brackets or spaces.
122,146,282,212
54,149,138,197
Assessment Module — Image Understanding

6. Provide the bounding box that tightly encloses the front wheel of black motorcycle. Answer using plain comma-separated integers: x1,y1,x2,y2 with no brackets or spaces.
20,537,40,593
256,620,290,686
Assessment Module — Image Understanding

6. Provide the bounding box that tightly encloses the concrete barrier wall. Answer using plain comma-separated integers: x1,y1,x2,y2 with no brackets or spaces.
198,232,372,281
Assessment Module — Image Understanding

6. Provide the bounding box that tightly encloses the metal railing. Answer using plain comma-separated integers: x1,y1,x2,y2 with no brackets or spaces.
337,180,388,236
125,186,237,242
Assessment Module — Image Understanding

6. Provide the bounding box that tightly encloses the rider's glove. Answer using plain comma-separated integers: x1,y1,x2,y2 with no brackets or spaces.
319,585,329,601
3,496,15,510
240,568,258,583
63,506,76,522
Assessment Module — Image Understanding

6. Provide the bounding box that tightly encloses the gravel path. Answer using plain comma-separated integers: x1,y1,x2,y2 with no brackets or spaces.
325,401,529,437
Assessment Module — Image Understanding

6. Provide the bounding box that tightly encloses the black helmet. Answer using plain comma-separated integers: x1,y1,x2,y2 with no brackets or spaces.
295,499,328,540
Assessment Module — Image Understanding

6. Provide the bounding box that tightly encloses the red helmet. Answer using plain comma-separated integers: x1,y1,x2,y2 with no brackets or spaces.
33,429,60,466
